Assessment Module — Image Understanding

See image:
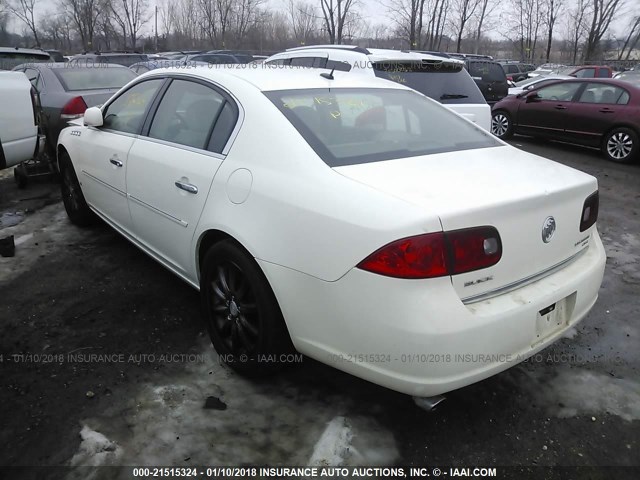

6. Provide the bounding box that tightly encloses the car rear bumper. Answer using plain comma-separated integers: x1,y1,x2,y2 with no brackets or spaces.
260,229,606,396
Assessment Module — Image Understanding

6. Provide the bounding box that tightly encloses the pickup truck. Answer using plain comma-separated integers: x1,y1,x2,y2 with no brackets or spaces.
0,71,43,171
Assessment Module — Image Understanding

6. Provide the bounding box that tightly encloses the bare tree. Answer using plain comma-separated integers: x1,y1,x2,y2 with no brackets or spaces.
59,0,102,50
565,0,588,63
9,0,40,46
472,0,497,54
385,0,427,49
583,0,623,61
506,0,544,61
319,0,358,44
618,14,640,60
288,0,318,45
423,0,449,50
544,0,563,62
450,0,480,52
110,0,149,49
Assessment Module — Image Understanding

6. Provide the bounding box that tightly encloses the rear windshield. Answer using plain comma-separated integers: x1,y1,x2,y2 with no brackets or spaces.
103,55,148,66
0,52,49,70
266,88,501,167
372,61,485,104
53,67,136,91
467,62,506,82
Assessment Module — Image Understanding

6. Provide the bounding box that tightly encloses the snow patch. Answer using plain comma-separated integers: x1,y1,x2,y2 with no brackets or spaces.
521,367,640,422
70,425,122,467
309,416,353,466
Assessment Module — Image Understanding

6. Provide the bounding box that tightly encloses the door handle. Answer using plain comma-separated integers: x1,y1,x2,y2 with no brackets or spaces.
175,181,198,194
554,105,567,110
599,108,614,113
110,157,123,167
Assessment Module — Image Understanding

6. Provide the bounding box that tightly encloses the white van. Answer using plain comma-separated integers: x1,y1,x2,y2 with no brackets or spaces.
265,45,491,131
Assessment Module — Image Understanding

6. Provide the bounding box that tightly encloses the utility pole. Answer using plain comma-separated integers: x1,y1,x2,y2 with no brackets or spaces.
155,5,159,52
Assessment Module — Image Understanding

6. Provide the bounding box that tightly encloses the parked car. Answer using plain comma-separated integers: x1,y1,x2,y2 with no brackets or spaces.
613,70,640,86
0,71,43,170
45,50,66,62
491,78,640,163
266,45,491,131
56,67,605,397
0,47,49,70
129,59,210,74
69,52,149,67
207,50,255,63
413,52,507,105
464,59,509,105
554,65,613,78
508,75,573,95
499,62,529,82
13,63,136,163
180,53,241,65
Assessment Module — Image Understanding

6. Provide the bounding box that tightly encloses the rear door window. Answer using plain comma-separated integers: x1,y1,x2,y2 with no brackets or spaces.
372,61,485,104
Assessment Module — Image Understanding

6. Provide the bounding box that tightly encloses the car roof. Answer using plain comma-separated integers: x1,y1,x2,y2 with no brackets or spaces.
15,62,130,70
139,65,412,92
281,45,463,65
0,47,49,56
529,77,640,91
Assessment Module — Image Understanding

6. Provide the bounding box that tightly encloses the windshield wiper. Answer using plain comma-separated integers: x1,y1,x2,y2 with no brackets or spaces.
440,94,469,100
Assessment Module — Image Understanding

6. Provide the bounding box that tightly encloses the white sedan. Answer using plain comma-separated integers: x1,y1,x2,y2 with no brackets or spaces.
57,66,605,397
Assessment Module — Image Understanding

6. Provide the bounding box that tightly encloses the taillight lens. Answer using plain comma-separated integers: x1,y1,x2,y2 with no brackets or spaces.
446,226,502,274
580,191,599,232
61,96,88,119
357,226,502,279
357,233,449,279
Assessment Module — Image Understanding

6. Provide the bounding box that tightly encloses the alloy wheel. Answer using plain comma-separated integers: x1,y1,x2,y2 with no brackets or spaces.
607,132,633,160
209,261,259,355
492,113,509,137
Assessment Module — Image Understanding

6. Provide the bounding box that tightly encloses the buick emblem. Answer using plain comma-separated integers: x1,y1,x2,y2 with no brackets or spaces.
542,216,556,243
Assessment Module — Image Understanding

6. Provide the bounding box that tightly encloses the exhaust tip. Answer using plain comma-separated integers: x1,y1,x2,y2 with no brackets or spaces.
413,395,446,412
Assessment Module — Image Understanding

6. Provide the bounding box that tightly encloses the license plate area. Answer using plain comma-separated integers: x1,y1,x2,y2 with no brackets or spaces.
534,293,576,344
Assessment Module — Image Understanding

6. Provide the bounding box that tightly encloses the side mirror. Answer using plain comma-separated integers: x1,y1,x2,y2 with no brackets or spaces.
525,91,540,103
84,107,103,127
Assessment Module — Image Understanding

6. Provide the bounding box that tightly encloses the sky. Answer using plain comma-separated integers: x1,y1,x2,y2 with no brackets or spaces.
4,0,634,45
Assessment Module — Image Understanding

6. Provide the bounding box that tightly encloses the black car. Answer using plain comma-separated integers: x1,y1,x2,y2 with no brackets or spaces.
464,59,508,105
499,62,529,82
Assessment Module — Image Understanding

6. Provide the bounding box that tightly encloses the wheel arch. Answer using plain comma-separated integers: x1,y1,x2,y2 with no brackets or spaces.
196,229,258,283
602,123,640,145
56,144,69,172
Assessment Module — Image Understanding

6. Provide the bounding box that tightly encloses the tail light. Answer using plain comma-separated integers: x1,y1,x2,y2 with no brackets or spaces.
580,191,599,232
507,76,513,81
357,226,502,279
61,96,88,120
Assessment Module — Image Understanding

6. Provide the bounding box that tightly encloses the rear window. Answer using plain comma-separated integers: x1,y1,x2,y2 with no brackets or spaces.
103,55,148,66
372,61,485,104
53,66,136,91
1,52,49,70
266,88,501,167
468,62,506,82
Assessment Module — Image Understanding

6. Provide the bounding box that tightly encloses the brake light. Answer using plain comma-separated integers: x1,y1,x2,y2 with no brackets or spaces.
61,96,87,119
580,191,599,232
357,226,502,279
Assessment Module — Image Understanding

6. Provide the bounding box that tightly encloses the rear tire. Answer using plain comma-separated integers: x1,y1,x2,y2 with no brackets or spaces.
59,152,95,227
14,166,28,189
200,240,295,376
491,110,513,139
602,127,638,164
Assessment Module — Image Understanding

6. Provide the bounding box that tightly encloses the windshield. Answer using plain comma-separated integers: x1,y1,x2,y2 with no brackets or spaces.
372,61,485,104
265,88,501,167
53,67,136,91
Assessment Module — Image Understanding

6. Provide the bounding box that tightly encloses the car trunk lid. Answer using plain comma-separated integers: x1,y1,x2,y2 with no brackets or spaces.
334,145,598,300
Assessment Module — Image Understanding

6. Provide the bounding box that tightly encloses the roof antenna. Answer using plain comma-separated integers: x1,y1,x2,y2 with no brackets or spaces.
320,68,335,80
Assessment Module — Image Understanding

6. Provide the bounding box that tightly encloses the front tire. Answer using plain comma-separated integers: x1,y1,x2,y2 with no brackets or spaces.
200,240,294,376
59,152,95,226
491,110,513,139
602,127,638,164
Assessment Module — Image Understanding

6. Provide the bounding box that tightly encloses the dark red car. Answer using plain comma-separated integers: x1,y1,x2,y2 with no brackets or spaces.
491,78,640,163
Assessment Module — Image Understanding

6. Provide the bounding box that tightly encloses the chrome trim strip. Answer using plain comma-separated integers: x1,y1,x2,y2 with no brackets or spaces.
462,248,588,304
81,171,126,197
128,194,188,228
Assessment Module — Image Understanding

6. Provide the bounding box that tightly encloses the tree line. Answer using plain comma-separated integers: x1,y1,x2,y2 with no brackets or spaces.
0,0,638,63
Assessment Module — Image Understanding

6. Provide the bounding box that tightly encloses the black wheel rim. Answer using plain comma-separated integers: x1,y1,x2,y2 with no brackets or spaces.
209,261,259,355
62,168,80,212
